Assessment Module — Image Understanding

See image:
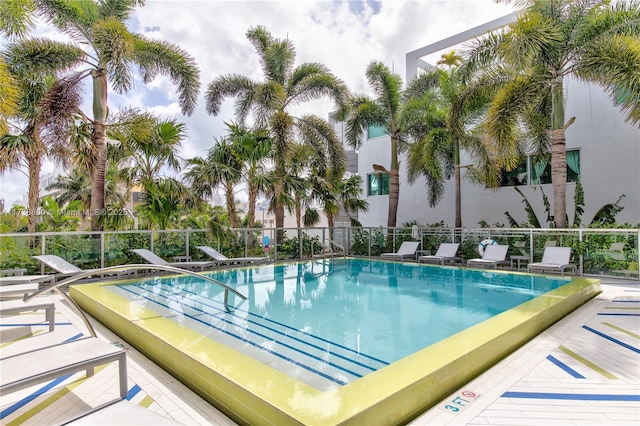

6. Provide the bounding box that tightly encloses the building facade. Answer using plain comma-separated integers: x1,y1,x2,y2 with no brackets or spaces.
354,14,640,228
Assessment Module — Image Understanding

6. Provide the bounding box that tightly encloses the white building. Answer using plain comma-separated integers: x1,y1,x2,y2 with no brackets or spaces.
354,14,640,228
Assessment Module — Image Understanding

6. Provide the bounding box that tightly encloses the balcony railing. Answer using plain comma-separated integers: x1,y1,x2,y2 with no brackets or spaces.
1,227,637,279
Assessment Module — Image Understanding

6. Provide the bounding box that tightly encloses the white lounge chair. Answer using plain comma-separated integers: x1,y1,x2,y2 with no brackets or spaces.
0,282,40,299
528,246,576,276
418,243,461,265
32,255,131,281
380,241,421,261
0,298,55,332
467,244,510,269
196,246,268,266
130,249,217,272
0,337,127,399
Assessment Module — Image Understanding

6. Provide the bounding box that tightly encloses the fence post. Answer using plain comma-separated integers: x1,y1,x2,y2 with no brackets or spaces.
100,233,105,269
578,229,583,275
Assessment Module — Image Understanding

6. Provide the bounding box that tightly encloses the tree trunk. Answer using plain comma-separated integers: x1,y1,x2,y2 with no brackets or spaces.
327,214,334,241
551,77,567,228
551,128,567,228
225,182,237,228
247,187,257,227
25,128,42,234
295,195,301,228
90,69,108,232
454,139,462,228
387,135,399,229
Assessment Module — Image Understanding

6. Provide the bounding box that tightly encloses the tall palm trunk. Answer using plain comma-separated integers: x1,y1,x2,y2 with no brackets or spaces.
247,187,257,227
274,156,286,244
24,122,43,234
26,150,41,234
454,139,461,228
90,70,108,232
225,181,237,228
551,77,567,228
387,135,400,229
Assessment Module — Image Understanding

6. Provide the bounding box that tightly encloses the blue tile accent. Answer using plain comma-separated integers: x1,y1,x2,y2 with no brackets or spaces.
583,325,640,354
502,391,640,401
546,355,585,378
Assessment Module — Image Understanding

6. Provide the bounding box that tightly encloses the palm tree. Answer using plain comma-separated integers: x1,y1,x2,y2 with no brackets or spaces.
306,173,369,239
46,170,91,209
137,177,189,230
38,196,82,231
462,0,640,227
184,138,242,228
205,25,347,242
336,61,439,230
404,52,496,228
109,110,185,186
0,60,55,233
5,0,200,231
225,122,272,227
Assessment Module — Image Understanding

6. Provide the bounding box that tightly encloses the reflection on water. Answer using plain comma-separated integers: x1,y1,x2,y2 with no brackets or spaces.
121,259,570,365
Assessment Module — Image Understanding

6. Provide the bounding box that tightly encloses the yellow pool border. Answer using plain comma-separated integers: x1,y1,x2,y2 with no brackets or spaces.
70,272,601,425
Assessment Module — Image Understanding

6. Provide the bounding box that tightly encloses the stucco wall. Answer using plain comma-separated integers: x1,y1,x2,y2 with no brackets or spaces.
356,79,640,228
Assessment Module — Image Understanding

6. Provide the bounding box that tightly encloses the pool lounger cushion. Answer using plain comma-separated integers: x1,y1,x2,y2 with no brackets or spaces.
0,337,128,398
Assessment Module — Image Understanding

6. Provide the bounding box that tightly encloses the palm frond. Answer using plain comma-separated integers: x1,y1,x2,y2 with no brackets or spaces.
204,74,255,117
576,34,640,125
485,73,546,169
342,95,385,149
97,0,144,21
366,60,402,116
0,0,36,38
458,31,508,83
296,114,346,179
36,0,98,41
286,64,347,108
402,70,440,101
133,36,200,116
0,58,19,135
246,25,295,85
93,16,135,93
3,37,86,78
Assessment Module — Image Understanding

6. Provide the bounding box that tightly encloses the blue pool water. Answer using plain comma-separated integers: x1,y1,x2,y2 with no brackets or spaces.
109,258,571,390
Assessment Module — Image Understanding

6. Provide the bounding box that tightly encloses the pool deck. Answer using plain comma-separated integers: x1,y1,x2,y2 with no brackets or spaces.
1,276,638,425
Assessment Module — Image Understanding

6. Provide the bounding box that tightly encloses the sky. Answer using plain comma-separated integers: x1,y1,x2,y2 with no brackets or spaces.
0,0,517,208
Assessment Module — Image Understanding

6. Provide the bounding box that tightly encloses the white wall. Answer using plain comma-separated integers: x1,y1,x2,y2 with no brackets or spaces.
356,79,640,228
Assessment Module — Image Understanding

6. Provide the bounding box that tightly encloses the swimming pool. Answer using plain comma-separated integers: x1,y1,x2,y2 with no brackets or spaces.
71,258,601,425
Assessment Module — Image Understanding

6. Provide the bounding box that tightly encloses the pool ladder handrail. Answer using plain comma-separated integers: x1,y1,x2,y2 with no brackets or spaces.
23,264,248,337
313,239,346,260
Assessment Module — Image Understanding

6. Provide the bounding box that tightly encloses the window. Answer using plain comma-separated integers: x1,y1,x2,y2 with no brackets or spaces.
499,158,528,187
496,150,580,187
614,85,631,106
368,173,389,196
531,149,580,185
367,125,386,139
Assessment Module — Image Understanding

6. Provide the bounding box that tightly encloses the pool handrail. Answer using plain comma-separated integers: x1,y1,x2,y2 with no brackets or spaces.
23,264,248,336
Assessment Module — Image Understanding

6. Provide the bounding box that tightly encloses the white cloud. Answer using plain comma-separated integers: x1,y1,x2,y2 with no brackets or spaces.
0,0,516,208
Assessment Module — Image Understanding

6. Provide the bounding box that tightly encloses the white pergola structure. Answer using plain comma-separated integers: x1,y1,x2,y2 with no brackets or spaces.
405,12,518,82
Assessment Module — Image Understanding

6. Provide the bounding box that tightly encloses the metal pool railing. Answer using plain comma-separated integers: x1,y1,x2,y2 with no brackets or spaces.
24,264,248,337
1,227,638,279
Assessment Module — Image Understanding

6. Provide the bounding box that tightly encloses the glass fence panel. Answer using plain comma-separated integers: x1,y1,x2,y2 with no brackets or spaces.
1,228,638,279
